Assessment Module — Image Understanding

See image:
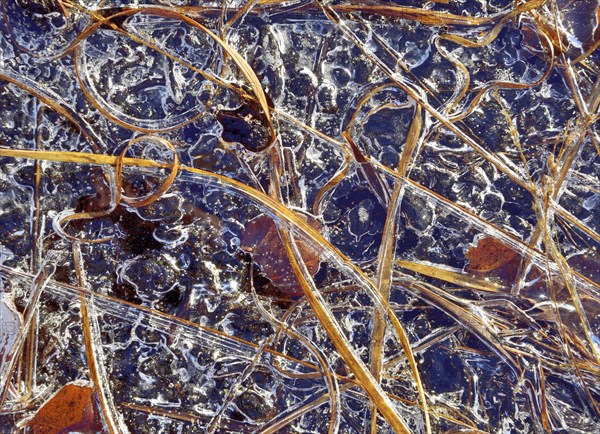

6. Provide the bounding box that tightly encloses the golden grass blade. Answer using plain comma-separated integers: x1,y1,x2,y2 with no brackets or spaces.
369,106,431,433
281,232,412,433
0,266,54,408
0,147,422,431
316,2,533,193
396,260,507,293
73,244,121,434
0,264,325,374
400,281,522,377
58,2,274,138
250,272,341,434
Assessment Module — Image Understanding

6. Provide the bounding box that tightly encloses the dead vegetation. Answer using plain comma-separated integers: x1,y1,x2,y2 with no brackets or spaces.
0,0,599,432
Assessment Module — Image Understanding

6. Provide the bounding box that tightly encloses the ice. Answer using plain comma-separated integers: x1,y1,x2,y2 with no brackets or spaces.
0,0,599,432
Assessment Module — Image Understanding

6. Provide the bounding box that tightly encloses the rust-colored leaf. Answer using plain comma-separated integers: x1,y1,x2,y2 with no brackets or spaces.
241,215,321,297
25,383,105,434
465,237,519,273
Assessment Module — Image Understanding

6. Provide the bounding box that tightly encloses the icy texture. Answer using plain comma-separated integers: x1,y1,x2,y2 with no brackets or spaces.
0,0,599,433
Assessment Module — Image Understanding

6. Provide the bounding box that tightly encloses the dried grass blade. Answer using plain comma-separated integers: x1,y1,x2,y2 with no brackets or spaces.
0,266,54,408
396,260,507,293
281,232,412,433
369,106,431,433
401,281,521,377
73,244,122,433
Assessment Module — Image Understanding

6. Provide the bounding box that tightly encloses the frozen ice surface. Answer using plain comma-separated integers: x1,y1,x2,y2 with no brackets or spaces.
0,0,599,432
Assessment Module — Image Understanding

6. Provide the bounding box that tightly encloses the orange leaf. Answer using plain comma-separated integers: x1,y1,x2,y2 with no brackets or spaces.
465,237,519,273
26,383,105,434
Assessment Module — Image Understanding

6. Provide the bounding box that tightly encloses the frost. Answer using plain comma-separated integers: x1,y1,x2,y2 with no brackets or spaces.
0,0,599,433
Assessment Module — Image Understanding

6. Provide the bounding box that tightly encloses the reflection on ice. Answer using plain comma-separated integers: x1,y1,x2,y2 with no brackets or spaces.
0,0,599,432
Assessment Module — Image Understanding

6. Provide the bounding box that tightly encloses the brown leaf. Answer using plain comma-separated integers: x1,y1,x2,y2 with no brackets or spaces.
241,215,321,297
465,237,519,273
26,383,105,434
